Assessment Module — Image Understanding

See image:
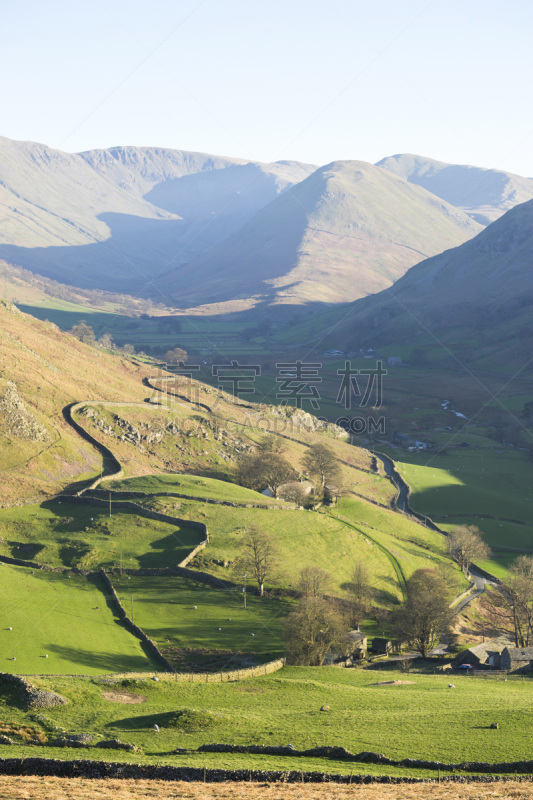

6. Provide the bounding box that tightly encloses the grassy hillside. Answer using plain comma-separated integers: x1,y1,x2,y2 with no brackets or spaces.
0,500,203,571
1,667,533,770
113,573,289,670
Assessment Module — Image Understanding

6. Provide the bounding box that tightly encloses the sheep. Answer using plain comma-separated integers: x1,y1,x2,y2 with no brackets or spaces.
448,683,455,689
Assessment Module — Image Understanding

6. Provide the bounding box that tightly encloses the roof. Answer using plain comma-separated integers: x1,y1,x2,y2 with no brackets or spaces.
454,636,514,666
503,647,533,661
347,630,367,643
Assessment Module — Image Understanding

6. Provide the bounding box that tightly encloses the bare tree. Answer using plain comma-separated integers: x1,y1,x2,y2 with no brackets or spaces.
97,333,115,350
493,555,533,647
283,597,348,665
233,527,280,597
297,566,332,598
392,568,452,657
302,444,342,492
347,561,374,629
447,525,491,574
257,434,286,455
277,482,309,507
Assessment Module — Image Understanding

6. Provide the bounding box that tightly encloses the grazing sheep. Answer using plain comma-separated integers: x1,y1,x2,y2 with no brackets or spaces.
153,724,160,733
448,683,455,689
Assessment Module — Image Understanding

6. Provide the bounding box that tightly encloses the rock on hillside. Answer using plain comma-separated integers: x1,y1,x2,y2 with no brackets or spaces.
0,381,50,442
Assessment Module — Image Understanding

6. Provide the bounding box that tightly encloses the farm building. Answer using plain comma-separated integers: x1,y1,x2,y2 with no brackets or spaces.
371,637,392,655
452,636,514,669
500,646,533,673
325,630,367,667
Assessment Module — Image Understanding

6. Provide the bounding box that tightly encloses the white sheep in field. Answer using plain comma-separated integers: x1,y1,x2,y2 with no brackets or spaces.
448,683,455,689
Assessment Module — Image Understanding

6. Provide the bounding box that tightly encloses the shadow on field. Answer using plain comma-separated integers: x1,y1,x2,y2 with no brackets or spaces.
373,575,402,606
43,644,152,673
136,529,204,569
107,708,228,731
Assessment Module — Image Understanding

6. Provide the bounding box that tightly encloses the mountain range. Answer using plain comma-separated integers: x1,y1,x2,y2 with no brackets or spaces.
0,136,532,315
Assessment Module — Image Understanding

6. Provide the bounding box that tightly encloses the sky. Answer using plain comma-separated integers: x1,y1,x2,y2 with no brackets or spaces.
2,0,533,174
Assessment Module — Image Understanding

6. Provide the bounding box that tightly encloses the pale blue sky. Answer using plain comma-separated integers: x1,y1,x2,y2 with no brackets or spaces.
2,0,532,174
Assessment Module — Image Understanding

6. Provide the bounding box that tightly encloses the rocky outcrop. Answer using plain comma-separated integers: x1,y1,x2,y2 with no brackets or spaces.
0,673,68,710
0,382,49,442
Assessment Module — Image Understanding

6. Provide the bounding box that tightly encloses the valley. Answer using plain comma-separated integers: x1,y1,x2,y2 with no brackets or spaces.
0,139,532,786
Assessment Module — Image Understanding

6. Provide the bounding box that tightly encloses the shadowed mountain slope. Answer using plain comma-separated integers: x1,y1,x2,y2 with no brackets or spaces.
300,199,533,366
0,137,315,293
158,160,482,306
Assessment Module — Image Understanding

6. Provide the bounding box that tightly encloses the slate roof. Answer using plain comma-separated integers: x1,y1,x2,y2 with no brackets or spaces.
504,646,533,661
454,636,514,666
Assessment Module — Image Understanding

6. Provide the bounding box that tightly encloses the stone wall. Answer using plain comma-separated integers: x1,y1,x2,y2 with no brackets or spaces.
0,756,530,783
99,571,175,673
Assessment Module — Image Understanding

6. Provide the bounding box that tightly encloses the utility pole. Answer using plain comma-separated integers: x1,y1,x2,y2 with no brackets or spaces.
109,492,112,518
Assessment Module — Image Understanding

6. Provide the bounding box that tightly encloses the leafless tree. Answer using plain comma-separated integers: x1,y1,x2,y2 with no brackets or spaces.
283,597,348,665
233,527,280,597
392,568,452,657
297,566,332,598
235,452,296,496
302,444,342,492
165,347,188,364
347,561,374,629
447,525,491,574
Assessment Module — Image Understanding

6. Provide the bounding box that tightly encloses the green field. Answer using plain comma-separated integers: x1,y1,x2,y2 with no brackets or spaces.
113,574,290,669
0,565,154,674
2,667,533,772
0,501,203,571
109,473,279,505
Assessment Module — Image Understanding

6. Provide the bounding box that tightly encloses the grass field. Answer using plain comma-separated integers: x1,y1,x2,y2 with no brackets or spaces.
2,667,533,769
0,565,154,674
113,574,290,669
0,501,203,571
109,474,279,505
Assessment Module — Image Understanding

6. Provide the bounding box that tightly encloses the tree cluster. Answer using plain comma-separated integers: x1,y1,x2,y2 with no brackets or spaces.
283,596,348,666
235,436,296,496
302,444,343,500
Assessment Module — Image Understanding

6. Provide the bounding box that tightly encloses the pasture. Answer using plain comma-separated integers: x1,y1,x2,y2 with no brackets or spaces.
113,573,290,669
2,667,533,772
0,565,154,674
0,501,203,571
